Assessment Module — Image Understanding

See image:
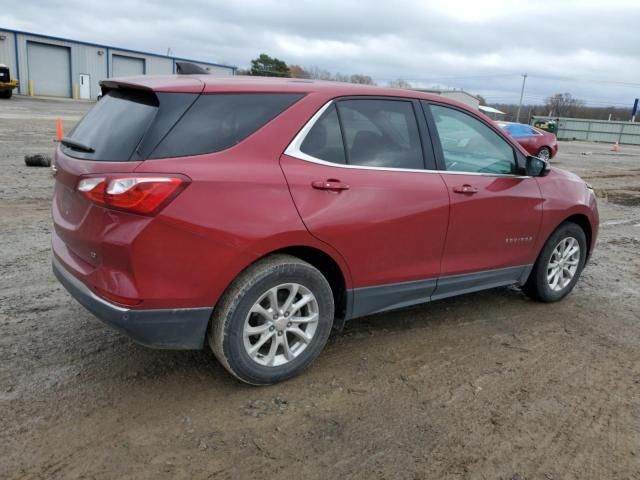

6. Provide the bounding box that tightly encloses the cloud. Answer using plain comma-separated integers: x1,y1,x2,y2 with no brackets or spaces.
1,0,639,106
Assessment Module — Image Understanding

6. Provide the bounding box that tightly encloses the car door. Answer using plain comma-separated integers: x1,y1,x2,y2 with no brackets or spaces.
281,97,450,317
424,102,543,297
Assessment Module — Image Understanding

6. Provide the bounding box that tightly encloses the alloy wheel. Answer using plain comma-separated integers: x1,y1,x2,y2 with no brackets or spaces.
546,237,580,291
243,283,319,366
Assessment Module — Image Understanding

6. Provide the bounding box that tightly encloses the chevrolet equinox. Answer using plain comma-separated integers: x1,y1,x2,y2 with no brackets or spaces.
52,76,599,384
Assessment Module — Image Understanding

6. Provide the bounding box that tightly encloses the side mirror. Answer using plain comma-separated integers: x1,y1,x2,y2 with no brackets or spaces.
526,155,550,177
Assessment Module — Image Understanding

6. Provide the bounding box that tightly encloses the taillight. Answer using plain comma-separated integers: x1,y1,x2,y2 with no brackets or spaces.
77,175,188,215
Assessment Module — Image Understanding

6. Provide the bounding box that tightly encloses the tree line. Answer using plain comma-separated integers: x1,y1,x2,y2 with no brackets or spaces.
241,53,411,88
242,55,635,122
496,93,634,122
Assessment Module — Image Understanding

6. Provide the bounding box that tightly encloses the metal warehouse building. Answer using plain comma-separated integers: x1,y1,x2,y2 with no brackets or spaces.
0,28,236,100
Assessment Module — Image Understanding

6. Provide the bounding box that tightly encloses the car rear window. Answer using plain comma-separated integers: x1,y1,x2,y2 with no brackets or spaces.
64,91,303,161
150,93,304,158
64,89,160,161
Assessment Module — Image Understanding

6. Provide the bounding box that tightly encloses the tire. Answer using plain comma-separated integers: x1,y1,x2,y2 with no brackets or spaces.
0,90,12,99
536,146,551,161
208,254,334,385
24,154,52,167
523,222,587,302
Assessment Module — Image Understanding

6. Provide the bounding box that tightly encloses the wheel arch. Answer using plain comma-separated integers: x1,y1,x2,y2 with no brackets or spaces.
268,245,349,329
537,145,552,156
218,243,351,331
562,213,593,259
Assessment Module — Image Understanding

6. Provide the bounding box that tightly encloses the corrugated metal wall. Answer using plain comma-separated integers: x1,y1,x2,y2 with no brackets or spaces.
14,32,108,98
0,30,18,78
137,54,172,75
0,28,235,100
532,116,640,146
111,53,146,77
180,60,234,76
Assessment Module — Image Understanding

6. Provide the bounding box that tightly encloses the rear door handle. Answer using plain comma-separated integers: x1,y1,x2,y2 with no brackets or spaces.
312,179,350,192
452,184,479,194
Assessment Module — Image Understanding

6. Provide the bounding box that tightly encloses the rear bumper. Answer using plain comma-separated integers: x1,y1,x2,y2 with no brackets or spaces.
53,257,212,349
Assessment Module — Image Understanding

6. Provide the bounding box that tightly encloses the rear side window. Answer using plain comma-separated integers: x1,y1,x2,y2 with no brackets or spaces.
337,100,424,169
300,104,346,164
64,89,159,161
151,93,303,158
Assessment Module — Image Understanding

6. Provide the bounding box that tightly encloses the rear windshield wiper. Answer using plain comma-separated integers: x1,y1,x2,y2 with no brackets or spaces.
60,137,95,153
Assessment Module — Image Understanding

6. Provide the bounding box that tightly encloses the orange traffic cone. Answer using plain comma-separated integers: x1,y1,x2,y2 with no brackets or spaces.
611,142,620,152
56,118,64,142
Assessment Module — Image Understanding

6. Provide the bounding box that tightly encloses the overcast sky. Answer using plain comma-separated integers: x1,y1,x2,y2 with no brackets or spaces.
2,0,639,107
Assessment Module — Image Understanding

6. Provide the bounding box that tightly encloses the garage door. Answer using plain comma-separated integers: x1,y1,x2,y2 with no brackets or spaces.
27,42,71,97
112,55,145,77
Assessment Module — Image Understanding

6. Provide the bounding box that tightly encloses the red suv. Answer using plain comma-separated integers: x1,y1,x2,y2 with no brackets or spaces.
52,76,598,384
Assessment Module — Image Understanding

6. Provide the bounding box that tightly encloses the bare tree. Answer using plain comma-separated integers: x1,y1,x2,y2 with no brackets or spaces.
306,66,333,81
387,79,412,89
333,72,350,83
350,74,375,85
544,93,585,118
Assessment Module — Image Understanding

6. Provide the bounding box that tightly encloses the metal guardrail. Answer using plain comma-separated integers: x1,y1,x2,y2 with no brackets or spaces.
531,116,640,145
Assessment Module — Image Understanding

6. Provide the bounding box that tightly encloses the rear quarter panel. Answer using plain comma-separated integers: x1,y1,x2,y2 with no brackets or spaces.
133,92,353,308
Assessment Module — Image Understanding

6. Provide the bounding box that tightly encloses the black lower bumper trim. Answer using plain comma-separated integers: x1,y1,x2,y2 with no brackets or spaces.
53,257,212,350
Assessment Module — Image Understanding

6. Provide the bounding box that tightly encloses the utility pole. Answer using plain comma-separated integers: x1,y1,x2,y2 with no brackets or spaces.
515,73,527,123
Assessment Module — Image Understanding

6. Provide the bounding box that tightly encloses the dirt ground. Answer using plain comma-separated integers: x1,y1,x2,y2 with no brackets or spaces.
1,96,639,480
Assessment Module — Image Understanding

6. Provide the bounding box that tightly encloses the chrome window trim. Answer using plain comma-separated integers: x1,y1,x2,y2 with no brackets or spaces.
284,99,532,179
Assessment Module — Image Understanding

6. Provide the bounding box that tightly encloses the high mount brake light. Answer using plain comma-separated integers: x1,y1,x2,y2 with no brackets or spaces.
77,176,187,215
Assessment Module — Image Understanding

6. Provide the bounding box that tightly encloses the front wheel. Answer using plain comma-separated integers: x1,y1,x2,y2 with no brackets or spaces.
523,222,587,302
209,254,334,385
536,146,551,161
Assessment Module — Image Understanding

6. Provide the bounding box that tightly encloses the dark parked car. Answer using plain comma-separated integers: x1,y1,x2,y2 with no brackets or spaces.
497,121,558,160
52,77,598,384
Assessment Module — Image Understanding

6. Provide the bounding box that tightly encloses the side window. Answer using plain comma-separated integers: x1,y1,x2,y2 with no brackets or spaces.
430,105,516,175
151,93,303,158
300,104,346,164
337,100,424,170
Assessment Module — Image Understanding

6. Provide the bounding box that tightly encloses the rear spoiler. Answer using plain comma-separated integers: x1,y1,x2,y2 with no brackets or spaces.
99,75,205,95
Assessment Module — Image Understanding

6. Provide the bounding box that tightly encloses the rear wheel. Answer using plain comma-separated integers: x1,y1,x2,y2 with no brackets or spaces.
536,146,551,160
209,254,334,385
0,90,12,99
523,222,587,302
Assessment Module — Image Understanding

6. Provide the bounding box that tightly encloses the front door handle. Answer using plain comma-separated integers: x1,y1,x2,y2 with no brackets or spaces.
312,179,350,192
452,184,479,194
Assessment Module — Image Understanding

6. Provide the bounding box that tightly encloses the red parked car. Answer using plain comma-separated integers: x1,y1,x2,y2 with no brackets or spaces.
52,77,598,384
496,121,558,160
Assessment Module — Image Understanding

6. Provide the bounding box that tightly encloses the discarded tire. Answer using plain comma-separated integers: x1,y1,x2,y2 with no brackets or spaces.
24,154,52,167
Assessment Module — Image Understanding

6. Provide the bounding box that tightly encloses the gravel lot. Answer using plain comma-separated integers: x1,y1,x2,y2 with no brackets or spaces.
1,96,639,480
